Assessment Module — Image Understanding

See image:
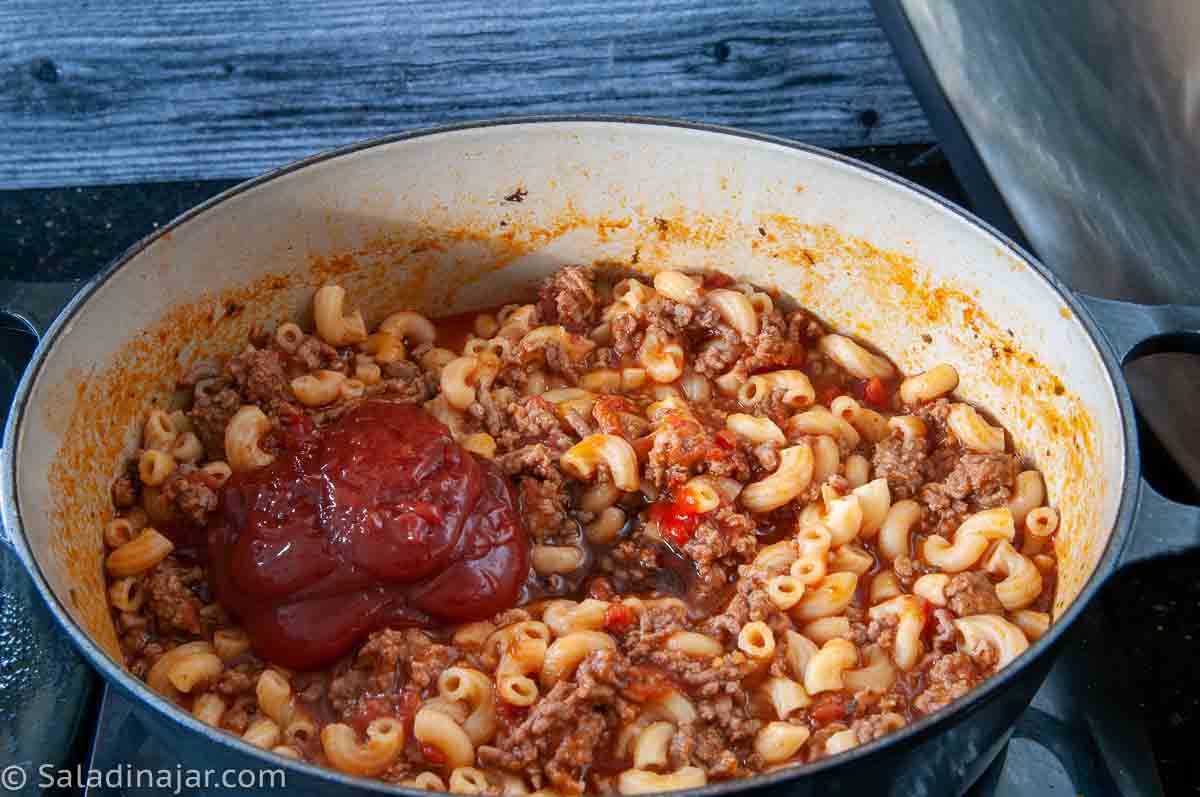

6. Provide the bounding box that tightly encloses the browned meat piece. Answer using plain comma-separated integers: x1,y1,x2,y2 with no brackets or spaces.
682,723,742,777
939,451,1020,507
227,347,292,411
373,373,435,405
643,648,758,701
592,395,648,439
189,383,241,460
610,312,643,359
545,712,606,794
537,265,598,334
866,612,899,651
751,441,780,472
702,561,782,642
161,465,219,525
469,386,519,439
408,642,459,690
945,572,1005,617
851,712,907,743
600,538,663,595
479,649,625,793
785,308,824,343
622,605,689,660
518,476,572,540
145,556,206,636
920,451,1019,537
646,415,728,489
328,629,441,718
215,661,263,697
872,432,929,500
696,693,760,758
291,335,343,371
892,555,931,588
691,506,757,564
919,484,971,539
497,444,560,481
740,314,800,374
688,306,742,376
915,397,954,431
502,396,573,454
111,468,139,509
912,651,986,715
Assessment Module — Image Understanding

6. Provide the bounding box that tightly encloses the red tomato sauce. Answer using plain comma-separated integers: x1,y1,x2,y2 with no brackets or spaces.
207,401,528,670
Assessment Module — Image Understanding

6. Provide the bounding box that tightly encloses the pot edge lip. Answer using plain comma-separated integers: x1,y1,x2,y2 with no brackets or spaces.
0,114,1141,793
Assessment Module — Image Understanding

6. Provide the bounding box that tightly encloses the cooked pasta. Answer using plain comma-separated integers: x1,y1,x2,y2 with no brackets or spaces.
102,266,1058,792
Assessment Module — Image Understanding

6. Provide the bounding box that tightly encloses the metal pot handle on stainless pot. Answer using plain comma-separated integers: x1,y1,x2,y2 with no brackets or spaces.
1078,294,1200,569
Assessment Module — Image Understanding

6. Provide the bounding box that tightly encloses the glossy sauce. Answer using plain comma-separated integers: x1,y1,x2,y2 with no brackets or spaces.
207,401,528,669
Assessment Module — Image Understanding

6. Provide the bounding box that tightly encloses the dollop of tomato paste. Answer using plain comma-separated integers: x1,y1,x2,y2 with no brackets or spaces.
207,401,528,669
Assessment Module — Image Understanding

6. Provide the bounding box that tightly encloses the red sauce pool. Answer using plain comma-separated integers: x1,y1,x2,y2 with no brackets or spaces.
207,401,528,670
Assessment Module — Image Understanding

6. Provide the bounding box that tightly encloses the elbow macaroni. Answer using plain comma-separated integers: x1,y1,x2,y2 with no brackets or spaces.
561,435,640,492
954,614,1030,670
321,718,405,777
706,289,759,337
313,285,368,345
225,406,274,472
739,370,815,409
755,722,810,764
102,270,1065,790
413,708,474,770
984,541,1044,611
740,443,814,513
792,572,858,622
803,638,858,694
947,403,1006,453
923,508,1016,572
867,595,926,670
899,364,958,405
818,334,895,380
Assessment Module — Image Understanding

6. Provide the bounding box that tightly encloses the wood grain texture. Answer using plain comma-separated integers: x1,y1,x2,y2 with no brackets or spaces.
0,0,929,188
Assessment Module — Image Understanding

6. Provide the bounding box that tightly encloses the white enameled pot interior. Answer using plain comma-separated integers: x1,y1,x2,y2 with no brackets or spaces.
11,121,1123,664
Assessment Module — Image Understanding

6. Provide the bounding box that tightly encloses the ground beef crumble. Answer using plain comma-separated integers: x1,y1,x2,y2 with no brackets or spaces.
189,383,241,460
103,265,1058,790
912,651,987,715
945,572,1005,617
537,265,599,334
160,464,219,525
480,650,625,793
144,556,206,636
227,347,294,413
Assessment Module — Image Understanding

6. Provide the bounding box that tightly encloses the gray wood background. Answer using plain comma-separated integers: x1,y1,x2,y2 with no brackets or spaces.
0,0,930,188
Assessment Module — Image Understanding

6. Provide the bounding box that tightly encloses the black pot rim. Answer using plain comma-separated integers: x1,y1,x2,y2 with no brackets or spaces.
0,114,1141,795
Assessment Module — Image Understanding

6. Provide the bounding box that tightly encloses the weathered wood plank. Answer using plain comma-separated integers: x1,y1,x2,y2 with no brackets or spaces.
0,0,929,188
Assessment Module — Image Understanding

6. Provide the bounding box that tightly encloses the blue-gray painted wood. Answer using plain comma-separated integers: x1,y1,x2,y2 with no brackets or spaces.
0,0,930,188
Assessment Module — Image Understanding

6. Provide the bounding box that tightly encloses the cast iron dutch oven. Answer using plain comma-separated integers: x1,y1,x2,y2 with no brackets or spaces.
3,119,1199,796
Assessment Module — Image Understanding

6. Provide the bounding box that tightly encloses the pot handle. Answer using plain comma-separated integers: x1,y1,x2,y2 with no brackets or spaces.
0,279,83,338
0,281,81,549
1078,294,1200,569
1078,294,1200,362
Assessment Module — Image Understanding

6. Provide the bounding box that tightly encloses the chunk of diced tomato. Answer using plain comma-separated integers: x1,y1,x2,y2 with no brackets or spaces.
863,377,892,409
604,603,636,631
810,694,848,725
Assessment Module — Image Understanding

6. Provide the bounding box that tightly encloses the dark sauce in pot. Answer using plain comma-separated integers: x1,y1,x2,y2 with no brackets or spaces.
206,401,528,669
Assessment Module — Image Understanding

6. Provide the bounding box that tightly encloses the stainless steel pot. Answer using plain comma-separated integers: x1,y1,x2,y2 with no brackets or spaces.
3,118,1198,796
